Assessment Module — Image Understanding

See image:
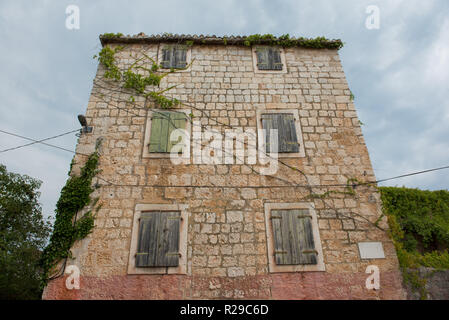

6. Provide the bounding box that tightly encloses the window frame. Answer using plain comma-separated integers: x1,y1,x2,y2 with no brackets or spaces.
158,43,192,72
252,46,287,74
142,109,191,159
256,108,306,158
128,203,189,275
264,202,325,273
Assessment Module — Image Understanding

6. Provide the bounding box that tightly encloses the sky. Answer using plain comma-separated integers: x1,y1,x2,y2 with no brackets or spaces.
0,0,448,221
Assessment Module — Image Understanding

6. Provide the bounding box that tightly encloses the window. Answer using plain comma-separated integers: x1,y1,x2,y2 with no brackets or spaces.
135,211,180,267
252,47,287,73
264,203,325,273
256,109,305,158
128,204,189,275
257,47,282,70
160,45,188,69
142,109,191,159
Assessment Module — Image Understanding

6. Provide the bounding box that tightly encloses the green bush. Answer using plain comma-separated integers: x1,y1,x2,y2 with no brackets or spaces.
380,186,449,299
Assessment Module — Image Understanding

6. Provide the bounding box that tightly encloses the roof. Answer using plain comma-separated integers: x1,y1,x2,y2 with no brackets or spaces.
99,33,344,50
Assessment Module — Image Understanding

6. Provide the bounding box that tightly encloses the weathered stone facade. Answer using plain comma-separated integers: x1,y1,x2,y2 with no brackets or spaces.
43,35,406,300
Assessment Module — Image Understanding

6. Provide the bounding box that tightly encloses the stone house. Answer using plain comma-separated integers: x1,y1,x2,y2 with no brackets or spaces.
43,34,406,299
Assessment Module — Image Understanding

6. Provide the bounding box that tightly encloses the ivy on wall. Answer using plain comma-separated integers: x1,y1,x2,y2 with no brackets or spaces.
380,186,449,299
94,45,184,108
39,150,101,289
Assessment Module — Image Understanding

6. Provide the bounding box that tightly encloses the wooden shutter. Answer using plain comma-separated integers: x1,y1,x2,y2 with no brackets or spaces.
149,111,170,153
161,48,172,69
271,48,283,70
261,113,299,153
173,48,187,68
167,111,187,153
257,48,283,70
136,211,180,267
149,111,186,153
256,48,270,70
271,209,317,265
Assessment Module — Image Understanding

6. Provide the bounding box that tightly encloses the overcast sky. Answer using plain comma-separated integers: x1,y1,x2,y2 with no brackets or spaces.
0,0,448,221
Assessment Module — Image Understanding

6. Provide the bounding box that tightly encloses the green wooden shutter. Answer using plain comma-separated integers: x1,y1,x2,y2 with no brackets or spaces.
271,48,283,70
149,112,170,153
167,112,187,153
161,48,172,69
261,113,299,153
149,111,187,153
271,209,317,265
256,48,270,70
136,211,180,267
173,48,187,69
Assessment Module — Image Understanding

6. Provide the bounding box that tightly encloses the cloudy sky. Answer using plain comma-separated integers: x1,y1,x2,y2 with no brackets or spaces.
0,0,448,221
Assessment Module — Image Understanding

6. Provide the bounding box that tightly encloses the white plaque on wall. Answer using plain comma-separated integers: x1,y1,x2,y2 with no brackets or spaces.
358,242,385,259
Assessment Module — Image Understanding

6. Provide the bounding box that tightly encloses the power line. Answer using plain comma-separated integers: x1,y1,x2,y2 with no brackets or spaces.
0,129,79,154
376,165,449,184
1,127,448,189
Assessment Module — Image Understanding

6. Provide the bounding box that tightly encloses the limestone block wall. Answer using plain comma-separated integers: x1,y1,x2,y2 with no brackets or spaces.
43,41,406,300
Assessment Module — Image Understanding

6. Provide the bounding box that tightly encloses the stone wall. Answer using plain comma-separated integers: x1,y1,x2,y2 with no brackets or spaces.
406,268,449,300
43,42,406,299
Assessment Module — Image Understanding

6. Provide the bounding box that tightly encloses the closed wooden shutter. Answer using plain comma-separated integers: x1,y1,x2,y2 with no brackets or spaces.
161,48,172,69
256,48,270,70
271,209,317,265
271,48,283,70
173,48,187,68
149,111,187,153
261,113,299,153
257,48,283,70
161,47,187,69
136,211,180,267
167,111,187,153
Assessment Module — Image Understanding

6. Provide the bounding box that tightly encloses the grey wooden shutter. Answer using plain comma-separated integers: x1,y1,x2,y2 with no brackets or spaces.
256,48,270,70
271,209,317,265
136,211,180,267
270,48,283,70
262,113,299,153
161,48,172,69
173,48,187,68
257,48,282,70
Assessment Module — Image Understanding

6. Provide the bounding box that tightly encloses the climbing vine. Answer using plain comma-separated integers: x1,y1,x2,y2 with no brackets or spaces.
94,43,186,109
242,34,343,49
39,150,101,289
380,186,449,299
95,46,124,81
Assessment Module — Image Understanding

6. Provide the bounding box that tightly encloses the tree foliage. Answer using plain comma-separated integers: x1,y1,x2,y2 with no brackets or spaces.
380,186,449,299
0,164,51,300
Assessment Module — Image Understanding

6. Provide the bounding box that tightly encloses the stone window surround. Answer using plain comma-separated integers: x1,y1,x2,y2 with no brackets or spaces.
264,202,325,273
158,43,192,72
251,46,288,74
256,108,306,158
127,203,189,275
142,109,191,159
